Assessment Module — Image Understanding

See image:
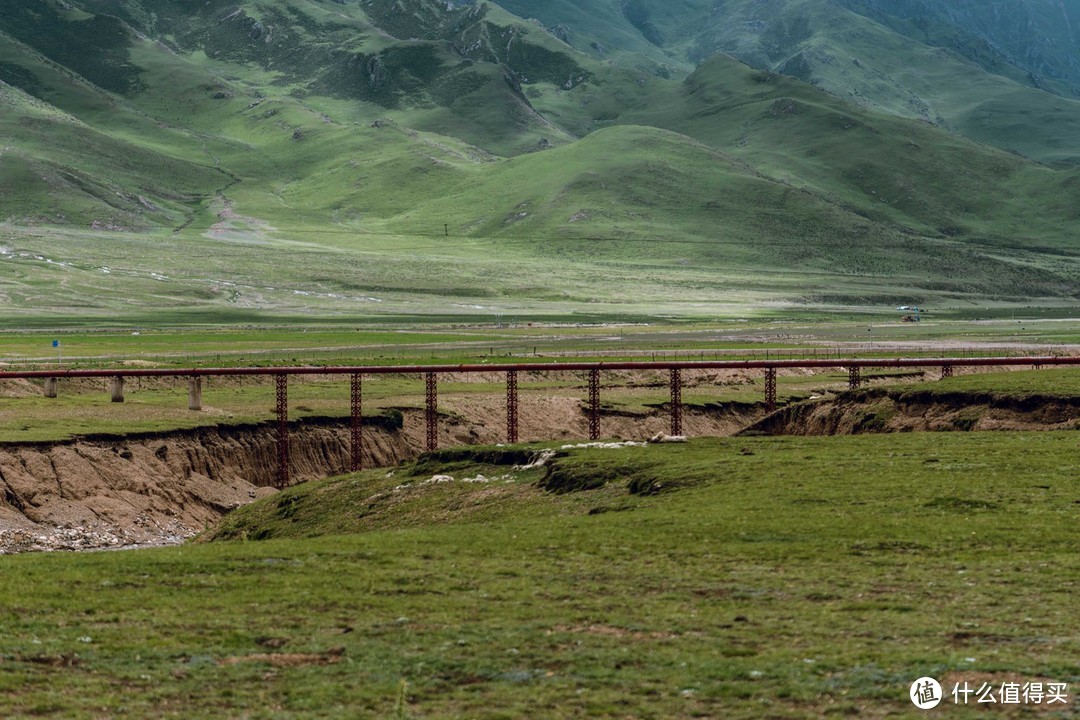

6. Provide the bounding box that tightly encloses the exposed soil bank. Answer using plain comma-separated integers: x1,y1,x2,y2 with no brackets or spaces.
0,417,410,554
746,388,1080,436
0,395,762,553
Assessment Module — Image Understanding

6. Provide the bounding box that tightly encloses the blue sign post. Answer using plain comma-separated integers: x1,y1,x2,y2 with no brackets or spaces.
52,339,60,365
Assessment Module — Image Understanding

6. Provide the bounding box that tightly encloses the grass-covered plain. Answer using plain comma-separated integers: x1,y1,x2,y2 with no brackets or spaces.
1,315,1078,443
1,310,1079,367
902,367,1080,398
1,434,1077,718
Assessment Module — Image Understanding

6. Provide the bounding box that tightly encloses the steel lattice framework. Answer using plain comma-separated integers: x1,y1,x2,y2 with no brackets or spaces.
425,372,438,452
669,368,683,437
506,370,519,444
8,356,1078,380
350,373,363,472
275,374,288,488
588,369,601,440
764,367,777,413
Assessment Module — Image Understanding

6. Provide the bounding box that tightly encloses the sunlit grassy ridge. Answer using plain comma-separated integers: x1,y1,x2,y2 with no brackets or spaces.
1,434,1077,717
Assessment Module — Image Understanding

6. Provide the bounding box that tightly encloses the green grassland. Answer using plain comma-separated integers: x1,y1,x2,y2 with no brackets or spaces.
832,0,1080,100
1,433,1077,717
901,366,1080,398
685,0,1080,164
2,314,1074,365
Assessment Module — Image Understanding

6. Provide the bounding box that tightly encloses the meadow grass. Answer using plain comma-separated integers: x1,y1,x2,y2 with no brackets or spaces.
1,314,1078,365
902,367,1080,398
0,433,1077,718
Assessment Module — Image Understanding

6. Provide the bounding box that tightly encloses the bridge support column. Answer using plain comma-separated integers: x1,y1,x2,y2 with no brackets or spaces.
44,378,58,398
764,368,777,413
276,374,289,487
188,377,202,411
848,366,861,391
110,376,124,403
506,370,519,444
350,373,362,472
588,369,601,440
425,372,438,452
941,364,954,379
670,368,683,437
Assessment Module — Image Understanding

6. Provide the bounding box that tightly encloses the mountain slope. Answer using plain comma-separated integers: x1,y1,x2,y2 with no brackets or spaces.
502,53,1080,254
686,0,1080,165
835,0,1080,97
505,0,1080,165
0,74,229,229
0,0,1079,320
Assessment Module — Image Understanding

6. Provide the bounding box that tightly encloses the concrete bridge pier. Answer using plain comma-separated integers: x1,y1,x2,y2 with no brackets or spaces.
110,376,125,403
188,377,202,411
44,378,58,398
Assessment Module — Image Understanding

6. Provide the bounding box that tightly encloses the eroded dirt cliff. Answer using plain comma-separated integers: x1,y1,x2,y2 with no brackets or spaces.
746,388,1080,436
0,395,762,552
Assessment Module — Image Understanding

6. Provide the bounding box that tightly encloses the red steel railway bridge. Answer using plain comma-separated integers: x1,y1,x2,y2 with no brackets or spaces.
1,355,1076,487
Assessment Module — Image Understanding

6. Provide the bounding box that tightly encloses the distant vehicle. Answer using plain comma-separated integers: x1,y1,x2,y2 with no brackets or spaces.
896,305,923,322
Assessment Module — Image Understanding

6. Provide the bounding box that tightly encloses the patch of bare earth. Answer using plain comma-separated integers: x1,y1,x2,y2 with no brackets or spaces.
219,647,346,668
549,624,683,641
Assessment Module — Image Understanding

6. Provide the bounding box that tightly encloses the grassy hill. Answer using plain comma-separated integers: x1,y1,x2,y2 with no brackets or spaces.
0,21,233,230
1,0,1080,322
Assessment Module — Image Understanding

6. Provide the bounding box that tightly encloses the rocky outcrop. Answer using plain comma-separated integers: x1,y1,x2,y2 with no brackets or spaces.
363,55,388,91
